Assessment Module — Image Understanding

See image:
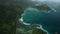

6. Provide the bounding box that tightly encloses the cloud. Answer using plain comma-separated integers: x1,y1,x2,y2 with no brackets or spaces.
46,0,59,1
32,0,60,2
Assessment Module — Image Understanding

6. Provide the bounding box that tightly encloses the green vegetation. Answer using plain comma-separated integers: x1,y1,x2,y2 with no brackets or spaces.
33,4,52,11
0,3,23,34
32,29,47,34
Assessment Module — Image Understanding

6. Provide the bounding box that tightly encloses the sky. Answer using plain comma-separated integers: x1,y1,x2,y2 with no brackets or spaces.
32,0,60,2
45,0,59,1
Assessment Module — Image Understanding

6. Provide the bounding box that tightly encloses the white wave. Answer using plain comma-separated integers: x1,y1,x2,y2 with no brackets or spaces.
36,24,49,34
22,22,31,25
19,14,31,26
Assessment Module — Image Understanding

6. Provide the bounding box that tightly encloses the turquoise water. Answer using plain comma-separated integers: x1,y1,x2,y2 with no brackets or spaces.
22,6,60,34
